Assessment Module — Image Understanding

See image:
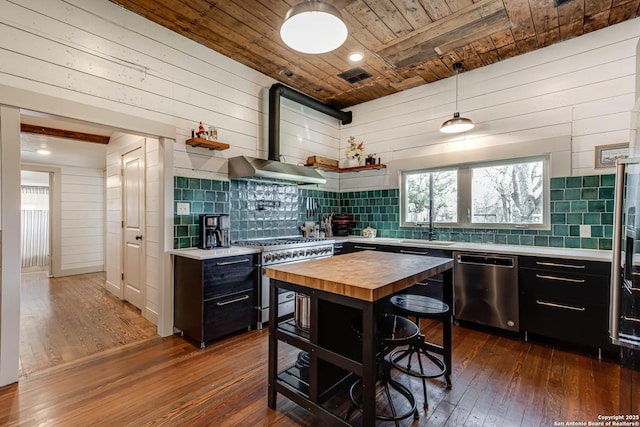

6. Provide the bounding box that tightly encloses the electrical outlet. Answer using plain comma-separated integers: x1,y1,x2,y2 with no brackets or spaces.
177,202,190,215
579,224,591,238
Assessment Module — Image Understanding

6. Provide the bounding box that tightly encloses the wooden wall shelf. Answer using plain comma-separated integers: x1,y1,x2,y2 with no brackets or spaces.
186,137,229,151
305,162,387,173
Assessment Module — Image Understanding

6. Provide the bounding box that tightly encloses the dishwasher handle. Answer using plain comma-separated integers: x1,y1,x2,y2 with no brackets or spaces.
456,253,515,268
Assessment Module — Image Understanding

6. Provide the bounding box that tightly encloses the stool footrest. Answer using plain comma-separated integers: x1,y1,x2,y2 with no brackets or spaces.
348,374,417,423
390,346,447,380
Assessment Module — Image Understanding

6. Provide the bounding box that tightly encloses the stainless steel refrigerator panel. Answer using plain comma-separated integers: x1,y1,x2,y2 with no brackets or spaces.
610,159,640,349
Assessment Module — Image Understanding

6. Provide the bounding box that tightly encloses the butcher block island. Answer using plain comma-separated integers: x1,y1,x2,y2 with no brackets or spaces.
265,251,453,426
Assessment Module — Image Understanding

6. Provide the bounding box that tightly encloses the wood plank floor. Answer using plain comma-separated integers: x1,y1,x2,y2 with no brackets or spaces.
19,271,158,377
3,292,621,427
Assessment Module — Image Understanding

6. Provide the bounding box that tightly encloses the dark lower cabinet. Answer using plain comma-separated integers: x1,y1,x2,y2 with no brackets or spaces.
519,256,614,351
174,253,259,348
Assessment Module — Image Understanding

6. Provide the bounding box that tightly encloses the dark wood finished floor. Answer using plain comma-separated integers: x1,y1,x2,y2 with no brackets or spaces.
19,271,158,377
3,308,620,426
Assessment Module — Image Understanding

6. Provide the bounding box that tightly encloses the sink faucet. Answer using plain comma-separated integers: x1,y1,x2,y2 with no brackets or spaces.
416,220,436,241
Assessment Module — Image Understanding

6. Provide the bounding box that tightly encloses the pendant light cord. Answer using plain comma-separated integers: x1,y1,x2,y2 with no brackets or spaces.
455,68,459,113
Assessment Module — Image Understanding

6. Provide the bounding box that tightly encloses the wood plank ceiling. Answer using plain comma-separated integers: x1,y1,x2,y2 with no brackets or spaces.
108,0,640,109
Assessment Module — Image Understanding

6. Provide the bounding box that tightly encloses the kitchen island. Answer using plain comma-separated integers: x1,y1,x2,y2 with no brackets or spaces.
265,250,453,426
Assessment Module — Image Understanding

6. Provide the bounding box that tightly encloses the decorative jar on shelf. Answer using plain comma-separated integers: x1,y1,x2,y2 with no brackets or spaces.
347,157,361,167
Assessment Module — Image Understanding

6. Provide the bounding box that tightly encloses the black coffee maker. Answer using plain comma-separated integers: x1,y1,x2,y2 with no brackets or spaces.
199,214,230,249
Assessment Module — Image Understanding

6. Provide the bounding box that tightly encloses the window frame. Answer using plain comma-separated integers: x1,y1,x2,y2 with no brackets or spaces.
400,155,550,230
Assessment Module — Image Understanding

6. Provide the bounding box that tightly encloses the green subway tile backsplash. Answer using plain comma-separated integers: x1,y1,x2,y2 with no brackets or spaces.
173,173,615,251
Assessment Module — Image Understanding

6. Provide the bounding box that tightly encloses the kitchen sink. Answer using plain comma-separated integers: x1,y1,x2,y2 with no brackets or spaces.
400,239,456,246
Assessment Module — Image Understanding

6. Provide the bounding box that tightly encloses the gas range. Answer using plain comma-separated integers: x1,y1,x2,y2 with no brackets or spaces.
234,236,335,266
233,236,335,328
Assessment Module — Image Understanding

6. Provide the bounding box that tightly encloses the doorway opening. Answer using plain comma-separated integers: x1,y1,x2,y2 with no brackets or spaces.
20,170,51,276
17,111,159,377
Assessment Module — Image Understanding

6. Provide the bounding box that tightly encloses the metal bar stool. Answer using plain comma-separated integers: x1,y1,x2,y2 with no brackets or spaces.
389,294,452,410
348,313,420,426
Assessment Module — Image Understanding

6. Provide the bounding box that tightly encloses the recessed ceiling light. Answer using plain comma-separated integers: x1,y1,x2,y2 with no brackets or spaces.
36,149,50,155
349,51,364,62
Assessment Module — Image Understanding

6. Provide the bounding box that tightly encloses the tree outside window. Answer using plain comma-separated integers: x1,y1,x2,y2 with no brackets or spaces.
405,170,457,224
471,160,543,225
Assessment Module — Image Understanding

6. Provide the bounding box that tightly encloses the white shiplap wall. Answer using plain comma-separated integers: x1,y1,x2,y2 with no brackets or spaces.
105,133,125,297
340,17,640,191
145,137,162,323
59,166,104,274
0,0,339,183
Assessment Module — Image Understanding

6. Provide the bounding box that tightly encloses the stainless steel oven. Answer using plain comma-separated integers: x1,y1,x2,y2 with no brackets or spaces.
233,237,334,329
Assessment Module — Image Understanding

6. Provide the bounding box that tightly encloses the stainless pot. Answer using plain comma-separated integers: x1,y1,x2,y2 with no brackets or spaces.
295,293,310,330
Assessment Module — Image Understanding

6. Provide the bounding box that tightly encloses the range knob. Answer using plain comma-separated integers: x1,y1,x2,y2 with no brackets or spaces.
264,254,271,262
285,252,291,258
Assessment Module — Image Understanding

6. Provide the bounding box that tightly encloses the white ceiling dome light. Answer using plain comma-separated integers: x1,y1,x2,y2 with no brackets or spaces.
280,1,348,54
440,62,474,134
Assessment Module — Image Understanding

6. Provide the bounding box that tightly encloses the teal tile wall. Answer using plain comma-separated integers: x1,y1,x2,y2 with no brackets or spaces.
174,177,334,247
338,174,615,251
229,179,300,241
174,173,615,251
298,187,341,226
174,176,229,248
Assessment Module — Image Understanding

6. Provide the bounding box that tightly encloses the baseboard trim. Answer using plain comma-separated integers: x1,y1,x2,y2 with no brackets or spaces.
57,265,104,277
105,279,121,296
144,308,159,326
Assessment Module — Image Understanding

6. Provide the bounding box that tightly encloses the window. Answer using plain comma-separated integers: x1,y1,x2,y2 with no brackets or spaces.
471,160,544,225
404,169,457,225
401,156,549,229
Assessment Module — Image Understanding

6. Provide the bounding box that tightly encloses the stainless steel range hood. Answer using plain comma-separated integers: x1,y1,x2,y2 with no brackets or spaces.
228,156,326,185
227,84,350,185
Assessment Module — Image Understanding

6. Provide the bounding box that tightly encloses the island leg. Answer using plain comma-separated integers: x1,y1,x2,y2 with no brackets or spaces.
268,279,278,409
361,303,376,427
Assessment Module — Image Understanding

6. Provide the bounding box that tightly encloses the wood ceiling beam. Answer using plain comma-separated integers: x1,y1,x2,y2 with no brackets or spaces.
20,124,110,144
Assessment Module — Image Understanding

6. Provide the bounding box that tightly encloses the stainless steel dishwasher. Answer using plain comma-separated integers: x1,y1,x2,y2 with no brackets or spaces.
453,252,519,332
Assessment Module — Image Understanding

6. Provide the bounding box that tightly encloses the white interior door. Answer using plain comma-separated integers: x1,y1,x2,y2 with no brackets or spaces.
122,146,145,310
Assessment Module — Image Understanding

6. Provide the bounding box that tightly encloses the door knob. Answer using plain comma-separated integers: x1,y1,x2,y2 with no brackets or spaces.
135,235,143,240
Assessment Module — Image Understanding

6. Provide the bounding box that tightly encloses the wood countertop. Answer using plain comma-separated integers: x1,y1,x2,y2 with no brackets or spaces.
265,250,453,302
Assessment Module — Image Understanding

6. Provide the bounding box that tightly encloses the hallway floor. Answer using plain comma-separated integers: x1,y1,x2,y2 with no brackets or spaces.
19,271,157,377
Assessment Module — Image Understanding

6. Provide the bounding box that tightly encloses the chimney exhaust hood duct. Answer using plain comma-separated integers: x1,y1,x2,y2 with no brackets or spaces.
228,83,352,185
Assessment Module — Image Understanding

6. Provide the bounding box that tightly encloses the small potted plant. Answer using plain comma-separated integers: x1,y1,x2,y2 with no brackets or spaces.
366,153,377,165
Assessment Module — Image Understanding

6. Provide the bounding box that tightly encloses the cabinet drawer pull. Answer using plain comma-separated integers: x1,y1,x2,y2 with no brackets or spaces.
354,245,377,250
535,261,585,269
400,249,427,255
216,258,250,266
623,315,640,324
216,294,250,306
535,300,586,311
535,274,585,283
